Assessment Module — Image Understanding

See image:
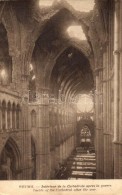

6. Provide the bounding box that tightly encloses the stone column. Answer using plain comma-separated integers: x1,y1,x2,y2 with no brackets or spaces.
119,0,122,143
14,108,17,130
10,109,12,129
95,70,104,179
103,48,109,179
113,0,120,143
36,88,50,179
103,33,114,178
21,87,32,180
60,143,63,164
5,107,7,130
118,0,122,179
113,0,120,179
0,106,2,131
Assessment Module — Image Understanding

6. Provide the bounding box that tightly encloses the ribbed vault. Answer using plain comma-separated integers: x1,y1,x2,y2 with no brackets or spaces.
31,6,93,93
50,46,94,100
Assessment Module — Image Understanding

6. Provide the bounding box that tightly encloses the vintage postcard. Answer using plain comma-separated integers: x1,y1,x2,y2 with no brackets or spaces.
0,0,122,194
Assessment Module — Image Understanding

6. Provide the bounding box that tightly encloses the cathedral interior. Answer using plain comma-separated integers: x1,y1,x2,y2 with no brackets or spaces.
0,0,122,180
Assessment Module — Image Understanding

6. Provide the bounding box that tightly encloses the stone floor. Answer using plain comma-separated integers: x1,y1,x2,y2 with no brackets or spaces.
55,147,96,180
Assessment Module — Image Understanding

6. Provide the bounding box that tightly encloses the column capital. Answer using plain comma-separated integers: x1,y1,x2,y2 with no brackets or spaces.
113,49,122,55
113,140,122,145
94,67,104,76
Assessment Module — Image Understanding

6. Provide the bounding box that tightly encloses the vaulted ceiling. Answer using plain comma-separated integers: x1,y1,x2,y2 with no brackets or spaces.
50,46,93,98
0,0,110,99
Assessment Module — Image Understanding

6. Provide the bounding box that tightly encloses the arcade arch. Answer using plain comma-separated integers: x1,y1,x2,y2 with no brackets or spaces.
0,138,21,180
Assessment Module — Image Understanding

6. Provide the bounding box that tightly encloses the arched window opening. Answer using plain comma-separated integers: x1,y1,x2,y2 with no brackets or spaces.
16,104,20,129
2,101,6,130
54,112,57,125
7,102,11,129
67,25,86,41
29,63,36,102
80,125,91,149
77,94,94,113
49,111,52,126
12,103,16,129
31,137,36,179
31,110,36,127
0,23,12,85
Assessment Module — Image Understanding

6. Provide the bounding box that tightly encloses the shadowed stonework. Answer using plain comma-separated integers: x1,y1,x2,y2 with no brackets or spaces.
0,0,121,180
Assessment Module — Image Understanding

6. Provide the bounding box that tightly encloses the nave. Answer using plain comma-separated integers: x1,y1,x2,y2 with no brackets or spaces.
55,146,96,180
0,0,122,180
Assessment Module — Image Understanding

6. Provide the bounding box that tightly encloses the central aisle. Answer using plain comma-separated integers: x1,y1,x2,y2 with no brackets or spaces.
55,147,96,180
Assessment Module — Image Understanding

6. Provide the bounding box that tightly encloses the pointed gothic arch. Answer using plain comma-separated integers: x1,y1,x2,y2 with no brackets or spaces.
7,101,11,129
31,109,37,127
1,100,6,130
0,137,21,180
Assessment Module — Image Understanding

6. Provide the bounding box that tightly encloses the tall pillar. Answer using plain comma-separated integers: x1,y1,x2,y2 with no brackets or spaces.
5,107,7,130
95,70,104,179
36,88,50,179
103,47,109,178
10,109,12,129
21,87,32,179
113,0,120,143
118,0,122,179
119,0,122,143
113,0,120,179
0,106,2,131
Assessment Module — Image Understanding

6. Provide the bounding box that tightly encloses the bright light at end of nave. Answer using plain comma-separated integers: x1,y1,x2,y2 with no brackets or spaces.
77,94,93,113
67,25,86,41
39,0,95,12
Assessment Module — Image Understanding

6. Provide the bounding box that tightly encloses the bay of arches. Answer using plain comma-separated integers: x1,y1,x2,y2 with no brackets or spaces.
0,100,21,131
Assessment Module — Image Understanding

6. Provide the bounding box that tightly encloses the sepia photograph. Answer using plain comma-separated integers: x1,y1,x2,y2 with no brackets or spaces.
0,0,122,194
